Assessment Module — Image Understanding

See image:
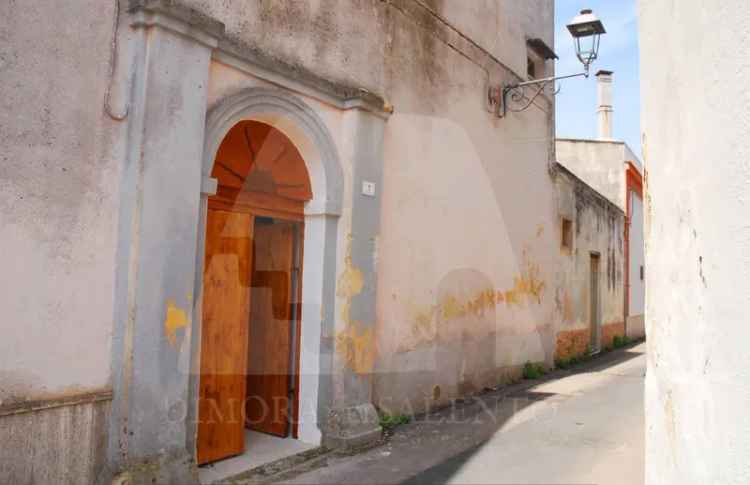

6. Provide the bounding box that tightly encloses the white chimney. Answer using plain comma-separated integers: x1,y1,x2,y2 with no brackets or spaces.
596,70,614,139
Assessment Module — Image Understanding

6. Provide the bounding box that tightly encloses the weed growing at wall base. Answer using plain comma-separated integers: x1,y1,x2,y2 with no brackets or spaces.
604,335,634,352
522,361,547,380
379,412,412,431
554,345,593,369
613,335,632,349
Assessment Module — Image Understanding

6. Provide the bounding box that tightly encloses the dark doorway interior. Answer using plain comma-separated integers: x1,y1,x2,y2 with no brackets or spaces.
246,217,302,438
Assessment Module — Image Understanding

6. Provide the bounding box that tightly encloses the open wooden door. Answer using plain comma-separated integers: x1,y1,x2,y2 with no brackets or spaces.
198,120,311,461
246,219,295,437
197,209,253,465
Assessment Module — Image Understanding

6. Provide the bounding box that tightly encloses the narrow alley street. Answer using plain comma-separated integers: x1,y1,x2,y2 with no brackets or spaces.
277,343,645,485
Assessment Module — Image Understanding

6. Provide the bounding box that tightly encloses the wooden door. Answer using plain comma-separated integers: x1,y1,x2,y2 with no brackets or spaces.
590,253,601,352
197,209,253,465
246,219,295,437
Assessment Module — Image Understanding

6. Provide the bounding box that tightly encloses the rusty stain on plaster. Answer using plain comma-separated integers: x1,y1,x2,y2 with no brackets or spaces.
536,224,544,238
164,299,188,347
335,236,375,374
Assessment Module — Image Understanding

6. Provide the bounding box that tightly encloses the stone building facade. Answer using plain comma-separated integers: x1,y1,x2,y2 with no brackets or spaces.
1,1,624,483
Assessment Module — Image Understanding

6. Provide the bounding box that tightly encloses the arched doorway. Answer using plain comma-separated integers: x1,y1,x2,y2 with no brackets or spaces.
197,120,312,465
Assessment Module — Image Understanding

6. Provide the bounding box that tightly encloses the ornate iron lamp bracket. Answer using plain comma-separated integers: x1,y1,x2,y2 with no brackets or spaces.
488,68,589,118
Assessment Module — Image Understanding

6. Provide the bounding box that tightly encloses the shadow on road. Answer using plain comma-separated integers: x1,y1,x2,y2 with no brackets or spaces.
396,343,644,485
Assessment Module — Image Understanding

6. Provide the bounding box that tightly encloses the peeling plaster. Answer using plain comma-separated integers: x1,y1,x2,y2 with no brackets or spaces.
335,322,376,376
335,236,375,374
164,300,188,347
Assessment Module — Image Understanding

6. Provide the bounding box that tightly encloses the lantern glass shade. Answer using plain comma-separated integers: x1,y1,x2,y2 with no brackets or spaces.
566,9,606,69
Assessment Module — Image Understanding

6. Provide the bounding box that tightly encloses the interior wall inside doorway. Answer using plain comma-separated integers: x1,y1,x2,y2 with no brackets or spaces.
246,218,302,439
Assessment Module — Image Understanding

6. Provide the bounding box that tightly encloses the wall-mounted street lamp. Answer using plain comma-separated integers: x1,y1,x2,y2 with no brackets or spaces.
488,8,606,118
567,8,606,72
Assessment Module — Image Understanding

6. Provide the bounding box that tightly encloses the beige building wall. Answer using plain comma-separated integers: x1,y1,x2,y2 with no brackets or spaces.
556,139,631,210
0,0,118,406
0,2,120,482
556,137,645,340
551,164,625,362
189,0,559,415
0,0,624,481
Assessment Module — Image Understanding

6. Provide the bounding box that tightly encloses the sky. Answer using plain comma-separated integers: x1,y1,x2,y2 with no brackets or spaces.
554,0,641,158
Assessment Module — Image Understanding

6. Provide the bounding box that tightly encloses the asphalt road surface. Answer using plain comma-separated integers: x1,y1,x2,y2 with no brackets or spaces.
281,343,646,485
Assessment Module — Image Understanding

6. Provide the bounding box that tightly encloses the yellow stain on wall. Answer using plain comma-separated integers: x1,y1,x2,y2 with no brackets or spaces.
440,262,545,318
164,299,188,347
405,259,546,349
413,307,435,338
508,261,545,305
336,259,364,306
336,249,365,329
335,237,375,374
335,322,376,375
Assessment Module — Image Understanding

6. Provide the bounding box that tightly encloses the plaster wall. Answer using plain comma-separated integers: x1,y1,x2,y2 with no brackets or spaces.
624,143,642,173
374,102,557,413
0,399,110,484
201,0,558,415
431,0,554,77
629,192,645,316
2,0,564,479
0,1,119,403
377,1,557,413
639,1,750,482
556,139,628,210
179,0,554,97
552,165,625,359
627,184,646,339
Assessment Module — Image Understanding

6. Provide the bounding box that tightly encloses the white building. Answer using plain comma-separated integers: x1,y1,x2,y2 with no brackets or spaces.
639,0,750,482
556,70,646,340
